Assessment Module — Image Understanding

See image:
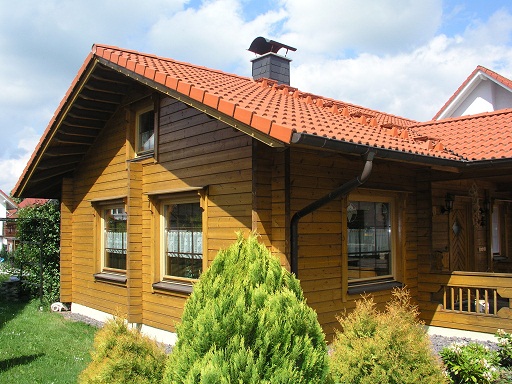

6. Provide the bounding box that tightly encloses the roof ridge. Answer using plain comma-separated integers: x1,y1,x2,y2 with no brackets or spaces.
417,108,512,127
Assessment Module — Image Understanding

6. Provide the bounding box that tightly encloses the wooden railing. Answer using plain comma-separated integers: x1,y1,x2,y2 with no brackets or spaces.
442,286,500,315
419,271,512,334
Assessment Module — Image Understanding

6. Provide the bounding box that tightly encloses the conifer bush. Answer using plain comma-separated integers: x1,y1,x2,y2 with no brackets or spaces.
164,234,331,383
329,288,447,384
78,315,167,384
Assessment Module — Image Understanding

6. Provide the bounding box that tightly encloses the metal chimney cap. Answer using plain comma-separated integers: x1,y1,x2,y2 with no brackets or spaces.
248,37,297,56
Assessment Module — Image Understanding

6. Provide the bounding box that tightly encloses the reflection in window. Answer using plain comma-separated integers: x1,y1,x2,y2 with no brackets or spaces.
347,201,392,281
492,205,501,256
137,109,154,154
104,207,127,270
164,202,202,279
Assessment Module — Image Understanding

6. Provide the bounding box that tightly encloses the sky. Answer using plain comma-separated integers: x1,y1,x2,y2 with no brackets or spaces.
1,0,512,195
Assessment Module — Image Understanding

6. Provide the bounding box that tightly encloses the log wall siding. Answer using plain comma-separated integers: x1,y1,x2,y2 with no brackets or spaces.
60,177,74,302
140,97,254,332
68,106,130,315
127,161,143,324
288,148,420,338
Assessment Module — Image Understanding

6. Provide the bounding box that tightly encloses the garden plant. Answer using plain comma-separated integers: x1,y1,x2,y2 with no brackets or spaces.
329,288,447,384
14,200,61,305
79,315,167,384
164,234,331,383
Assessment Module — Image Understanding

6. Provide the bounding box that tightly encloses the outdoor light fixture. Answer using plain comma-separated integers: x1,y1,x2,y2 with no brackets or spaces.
479,199,491,227
441,193,454,214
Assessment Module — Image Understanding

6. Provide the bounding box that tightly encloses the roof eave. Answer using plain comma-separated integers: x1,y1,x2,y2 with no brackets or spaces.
290,132,463,168
12,53,98,198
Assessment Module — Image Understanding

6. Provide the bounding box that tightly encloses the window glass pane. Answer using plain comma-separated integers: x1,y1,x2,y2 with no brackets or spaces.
165,202,202,279
138,110,154,153
347,201,391,281
492,205,501,255
104,207,127,270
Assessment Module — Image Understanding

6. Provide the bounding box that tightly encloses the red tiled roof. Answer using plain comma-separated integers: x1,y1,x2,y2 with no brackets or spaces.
15,45,512,198
433,65,512,120
92,44,459,159
413,109,512,161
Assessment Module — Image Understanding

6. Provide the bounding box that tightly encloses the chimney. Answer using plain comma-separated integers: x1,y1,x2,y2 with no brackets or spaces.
248,37,297,86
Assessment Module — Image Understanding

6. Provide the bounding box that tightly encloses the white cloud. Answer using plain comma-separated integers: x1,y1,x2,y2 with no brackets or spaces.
147,0,287,71
277,0,443,58
0,129,40,195
288,8,512,121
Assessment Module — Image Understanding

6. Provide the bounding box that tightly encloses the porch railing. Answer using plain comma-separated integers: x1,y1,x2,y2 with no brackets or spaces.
419,271,512,334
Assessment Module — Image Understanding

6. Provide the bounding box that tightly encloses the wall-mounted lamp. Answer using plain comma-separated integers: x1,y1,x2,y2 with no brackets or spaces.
440,193,454,214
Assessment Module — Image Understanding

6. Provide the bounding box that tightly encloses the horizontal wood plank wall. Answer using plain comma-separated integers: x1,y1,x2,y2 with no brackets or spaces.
127,161,143,324
70,107,130,315
141,97,253,333
271,148,290,269
289,148,419,339
252,141,273,250
60,177,74,303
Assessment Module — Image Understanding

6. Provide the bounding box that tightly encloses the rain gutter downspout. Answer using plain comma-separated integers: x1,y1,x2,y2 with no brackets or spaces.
290,151,375,277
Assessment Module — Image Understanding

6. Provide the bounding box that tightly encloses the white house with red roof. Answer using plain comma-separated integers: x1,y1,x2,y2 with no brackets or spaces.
0,189,17,252
12,40,512,342
434,65,512,120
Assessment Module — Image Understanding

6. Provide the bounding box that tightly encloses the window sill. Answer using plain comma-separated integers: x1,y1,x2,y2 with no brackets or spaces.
94,272,127,285
131,151,154,162
152,281,193,295
347,280,403,296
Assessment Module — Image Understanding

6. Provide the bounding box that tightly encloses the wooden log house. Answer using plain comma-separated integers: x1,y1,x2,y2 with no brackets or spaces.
13,41,512,341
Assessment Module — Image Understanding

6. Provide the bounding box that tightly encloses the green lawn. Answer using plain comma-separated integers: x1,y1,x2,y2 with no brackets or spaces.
0,300,96,384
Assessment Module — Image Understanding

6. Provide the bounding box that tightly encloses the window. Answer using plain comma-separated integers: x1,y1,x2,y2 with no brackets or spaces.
347,195,396,284
492,202,508,260
102,206,127,271
136,107,155,154
163,202,203,280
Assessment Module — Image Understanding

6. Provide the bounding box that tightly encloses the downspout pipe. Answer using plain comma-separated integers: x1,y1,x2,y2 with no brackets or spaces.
290,151,375,277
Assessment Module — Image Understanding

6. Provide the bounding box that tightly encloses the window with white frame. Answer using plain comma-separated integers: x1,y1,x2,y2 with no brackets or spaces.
136,106,155,155
102,206,127,271
162,200,203,280
347,195,395,283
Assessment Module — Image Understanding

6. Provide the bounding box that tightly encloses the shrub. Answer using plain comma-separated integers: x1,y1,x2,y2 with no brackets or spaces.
14,200,60,305
330,288,447,384
496,329,512,367
164,234,331,383
440,342,499,384
78,315,167,384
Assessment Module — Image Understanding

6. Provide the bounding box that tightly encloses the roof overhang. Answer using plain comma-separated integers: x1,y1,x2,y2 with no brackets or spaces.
13,57,143,198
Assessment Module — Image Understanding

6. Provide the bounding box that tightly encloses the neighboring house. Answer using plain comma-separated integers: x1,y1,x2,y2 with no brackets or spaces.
434,65,512,119
0,190,17,253
13,40,512,343
2,197,49,252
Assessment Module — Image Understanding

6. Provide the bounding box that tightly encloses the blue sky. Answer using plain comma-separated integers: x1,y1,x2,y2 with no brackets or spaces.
1,0,512,195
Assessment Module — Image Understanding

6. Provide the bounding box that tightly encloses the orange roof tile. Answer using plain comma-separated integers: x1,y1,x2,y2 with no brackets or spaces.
433,65,512,120
413,109,512,161
16,45,512,198
92,44,457,159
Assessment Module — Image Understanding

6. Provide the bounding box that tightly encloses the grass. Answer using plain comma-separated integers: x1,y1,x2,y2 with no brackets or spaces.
0,300,97,384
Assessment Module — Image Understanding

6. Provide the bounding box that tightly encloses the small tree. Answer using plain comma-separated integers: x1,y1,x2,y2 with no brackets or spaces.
79,316,167,384
164,234,331,383
14,200,60,304
330,288,447,384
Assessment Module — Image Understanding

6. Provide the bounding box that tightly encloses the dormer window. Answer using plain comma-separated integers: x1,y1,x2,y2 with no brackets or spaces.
136,107,155,155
